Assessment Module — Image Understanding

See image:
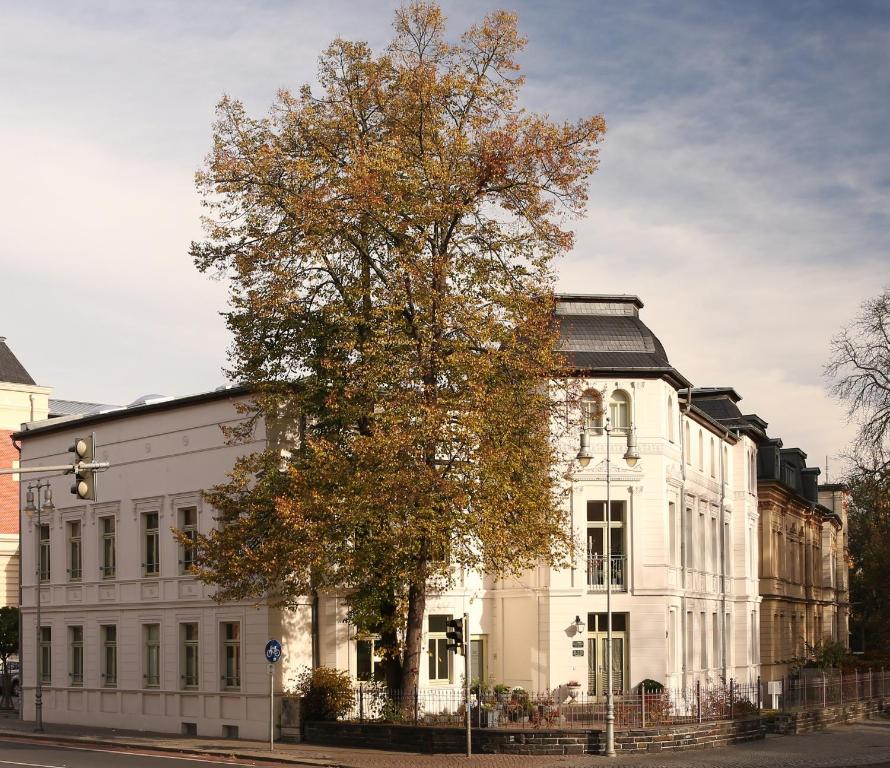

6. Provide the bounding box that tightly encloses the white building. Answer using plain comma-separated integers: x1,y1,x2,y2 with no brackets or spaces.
17,294,761,737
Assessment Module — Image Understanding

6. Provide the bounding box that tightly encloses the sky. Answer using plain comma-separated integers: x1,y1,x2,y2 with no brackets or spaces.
1,0,888,474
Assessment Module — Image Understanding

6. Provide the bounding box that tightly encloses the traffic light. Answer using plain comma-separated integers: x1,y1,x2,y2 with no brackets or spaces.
69,435,97,500
446,617,465,654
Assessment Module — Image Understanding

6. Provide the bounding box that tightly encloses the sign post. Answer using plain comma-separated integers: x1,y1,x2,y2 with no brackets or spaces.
265,639,283,751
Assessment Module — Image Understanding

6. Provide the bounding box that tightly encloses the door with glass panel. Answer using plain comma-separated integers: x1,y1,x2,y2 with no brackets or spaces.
586,612,628,698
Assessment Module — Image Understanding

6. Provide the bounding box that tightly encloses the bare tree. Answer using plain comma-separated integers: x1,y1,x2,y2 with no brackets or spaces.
827,288,890,474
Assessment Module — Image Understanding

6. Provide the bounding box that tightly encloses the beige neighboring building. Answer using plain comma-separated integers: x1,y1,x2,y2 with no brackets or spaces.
0,337,50,607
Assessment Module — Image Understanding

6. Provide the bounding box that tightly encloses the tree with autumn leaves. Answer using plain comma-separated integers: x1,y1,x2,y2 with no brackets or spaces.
189,2,605,700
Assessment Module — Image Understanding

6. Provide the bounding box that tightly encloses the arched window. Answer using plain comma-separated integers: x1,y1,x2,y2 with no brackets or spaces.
697,431,704,471
667,396,675,442
684,422,691,465
709,438,716,478
580,389,604,433
609,390,630,432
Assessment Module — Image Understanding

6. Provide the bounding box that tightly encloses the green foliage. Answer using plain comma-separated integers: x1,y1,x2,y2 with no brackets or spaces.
804,639,848,669
0,607,19,708
846,471,890,654
294,666,356,722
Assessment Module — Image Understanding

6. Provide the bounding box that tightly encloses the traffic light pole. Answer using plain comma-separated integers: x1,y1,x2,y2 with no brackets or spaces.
464,612,471,758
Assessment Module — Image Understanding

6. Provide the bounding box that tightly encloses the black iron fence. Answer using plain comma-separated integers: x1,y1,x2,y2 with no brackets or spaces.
346,679,760,729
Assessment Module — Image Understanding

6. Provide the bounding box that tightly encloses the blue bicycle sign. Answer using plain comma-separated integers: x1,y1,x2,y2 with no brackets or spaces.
265,639,282,664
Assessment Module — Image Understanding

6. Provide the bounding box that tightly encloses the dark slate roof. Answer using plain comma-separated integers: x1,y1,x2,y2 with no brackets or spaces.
0,336,36,386
555,295,689,385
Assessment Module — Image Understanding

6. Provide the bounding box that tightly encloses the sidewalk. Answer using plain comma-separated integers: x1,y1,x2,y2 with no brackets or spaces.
0,713,578,767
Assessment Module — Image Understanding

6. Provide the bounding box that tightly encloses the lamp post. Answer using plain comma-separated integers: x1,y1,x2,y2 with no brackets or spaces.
24,481,54,733
578,414,639,758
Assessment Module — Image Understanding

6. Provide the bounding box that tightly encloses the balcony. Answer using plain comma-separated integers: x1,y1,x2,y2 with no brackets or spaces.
587,554,627,591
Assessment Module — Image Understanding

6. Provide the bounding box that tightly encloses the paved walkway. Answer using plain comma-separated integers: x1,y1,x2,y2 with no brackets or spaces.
3,712,890,767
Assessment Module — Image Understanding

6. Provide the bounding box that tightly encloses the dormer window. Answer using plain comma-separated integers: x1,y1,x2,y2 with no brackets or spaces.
609,391,630,433
581,389,604,434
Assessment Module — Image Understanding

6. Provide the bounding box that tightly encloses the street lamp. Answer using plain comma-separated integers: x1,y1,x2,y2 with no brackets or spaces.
25,480,54,733
577,415,640,757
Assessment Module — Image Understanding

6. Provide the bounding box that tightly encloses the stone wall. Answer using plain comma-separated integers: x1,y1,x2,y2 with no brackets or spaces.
767,697,889,734
304,718,764,756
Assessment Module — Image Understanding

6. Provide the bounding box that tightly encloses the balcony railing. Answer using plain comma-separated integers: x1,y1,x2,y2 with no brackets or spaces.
587,554,626,591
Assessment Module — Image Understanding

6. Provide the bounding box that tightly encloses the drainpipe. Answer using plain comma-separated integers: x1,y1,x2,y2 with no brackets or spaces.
679,394,690,688
11,434,22,721
719,436,728,681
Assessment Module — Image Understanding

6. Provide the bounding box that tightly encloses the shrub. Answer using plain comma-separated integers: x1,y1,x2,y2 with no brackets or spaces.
294,666,355,721
639,678,664,692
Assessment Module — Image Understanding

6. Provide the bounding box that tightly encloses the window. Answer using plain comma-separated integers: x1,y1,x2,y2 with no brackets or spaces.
697,510,705,571
668,609,677,673
39,626,51,683
356,635,384,682
724,614,732,667
581,389,604,433
221,622,241,690
700,611,707,670
684,507,693,569
709,438,716,478
144,512,160,576
101,625,117,687
67,521,82,581
712,612,720,671
470,636,487,683
586,501,626,589
100,517,116,578
668,502,677,566
684,423,691,465
181,623,199,689
69,626,83,686
427,615,452,683
608,391,630,433
180,507,198,574
144,624,161,688
685,612,693,670
38,524,50,582
710,516,718,574
698,431,704,471
667,396,674,442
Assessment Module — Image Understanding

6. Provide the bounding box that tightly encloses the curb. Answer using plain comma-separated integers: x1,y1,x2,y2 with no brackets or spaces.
0,728,342,767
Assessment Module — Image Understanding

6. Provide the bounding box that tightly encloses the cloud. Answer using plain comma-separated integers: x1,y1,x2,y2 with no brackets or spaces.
1,0,887,470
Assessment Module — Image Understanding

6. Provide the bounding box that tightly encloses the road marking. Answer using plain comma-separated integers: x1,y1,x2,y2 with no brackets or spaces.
0,739,272,766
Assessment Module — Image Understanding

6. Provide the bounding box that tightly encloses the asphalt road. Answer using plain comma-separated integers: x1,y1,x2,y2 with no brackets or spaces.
0,738,297,768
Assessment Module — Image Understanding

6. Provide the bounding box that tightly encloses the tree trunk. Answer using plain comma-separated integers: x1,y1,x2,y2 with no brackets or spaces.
402,574,428,716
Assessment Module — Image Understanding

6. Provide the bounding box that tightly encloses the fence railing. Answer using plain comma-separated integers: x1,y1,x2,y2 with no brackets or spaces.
778,668,890,712
345,679,760,730
587,554,626,591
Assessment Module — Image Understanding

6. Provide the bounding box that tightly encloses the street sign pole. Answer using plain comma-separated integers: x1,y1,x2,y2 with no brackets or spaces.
269,663,274,752
264,639,283,752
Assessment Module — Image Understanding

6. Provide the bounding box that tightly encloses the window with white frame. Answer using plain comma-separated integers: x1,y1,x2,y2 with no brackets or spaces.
221,622,241,690
668,609,677,673
179,507,198,574
712,612,720,670
143,512,160,576
181,623,199,689
684,423,691,465
101,625,117,687
144,624,161,688
587,501,626,588
69,625,83,686
581,389,604,433
100,516,116,578
667,396,674,442
700,611,707,670
38,524,50,582
685,611,693,670
67,520,82,581
709,438,716,478
698,431,704,471
668,502,677,566
427,615,452,683
356,635,384,682
39,626,51,683
608,390,630,433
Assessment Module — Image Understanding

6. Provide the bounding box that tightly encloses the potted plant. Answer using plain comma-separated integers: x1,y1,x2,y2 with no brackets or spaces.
493,683,511,703
566,680,582,700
